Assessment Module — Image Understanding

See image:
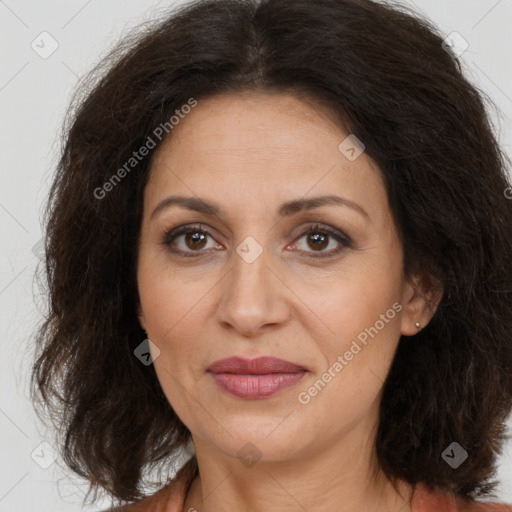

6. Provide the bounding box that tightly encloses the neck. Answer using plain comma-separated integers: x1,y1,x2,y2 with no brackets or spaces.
182,426,414,512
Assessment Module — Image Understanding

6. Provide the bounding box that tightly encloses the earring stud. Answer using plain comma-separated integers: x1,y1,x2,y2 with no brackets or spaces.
415,322,422,331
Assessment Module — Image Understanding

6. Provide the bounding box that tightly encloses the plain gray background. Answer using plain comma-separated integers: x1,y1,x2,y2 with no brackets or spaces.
0,0,511,510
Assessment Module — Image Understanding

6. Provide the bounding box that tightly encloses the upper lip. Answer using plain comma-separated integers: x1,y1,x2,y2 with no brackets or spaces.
207,356,307,374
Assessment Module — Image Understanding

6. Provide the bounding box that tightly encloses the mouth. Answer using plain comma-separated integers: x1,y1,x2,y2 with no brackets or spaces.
207,356,308,399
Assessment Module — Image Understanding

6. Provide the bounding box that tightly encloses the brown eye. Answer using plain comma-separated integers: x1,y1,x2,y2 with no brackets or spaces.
163,224,220,257
293,224,351,259
306,232,329,251
162,223,351,259
184,231,208,250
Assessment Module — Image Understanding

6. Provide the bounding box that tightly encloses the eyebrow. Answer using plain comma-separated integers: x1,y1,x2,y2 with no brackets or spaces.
150,194,370,221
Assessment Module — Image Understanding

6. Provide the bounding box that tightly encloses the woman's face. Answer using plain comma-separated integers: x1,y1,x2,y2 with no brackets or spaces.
136,91,432,466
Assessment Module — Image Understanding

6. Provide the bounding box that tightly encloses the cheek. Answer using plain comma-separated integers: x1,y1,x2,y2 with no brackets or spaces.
137,263,208,421
295,311,401,443
294,257,403,345
137,250,214,340
294,262,403,408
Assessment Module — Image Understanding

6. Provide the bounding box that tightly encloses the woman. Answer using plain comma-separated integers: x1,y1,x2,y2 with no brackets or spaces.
31,0,512,510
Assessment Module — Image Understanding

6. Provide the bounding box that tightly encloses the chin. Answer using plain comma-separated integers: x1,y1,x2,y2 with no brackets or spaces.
208,417,312,462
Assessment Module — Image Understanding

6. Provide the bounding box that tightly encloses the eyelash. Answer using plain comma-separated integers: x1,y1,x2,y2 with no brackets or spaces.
161,223,352,259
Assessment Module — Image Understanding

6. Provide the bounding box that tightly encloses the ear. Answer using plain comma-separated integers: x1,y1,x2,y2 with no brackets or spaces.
400,268,443,336
137,301,147,332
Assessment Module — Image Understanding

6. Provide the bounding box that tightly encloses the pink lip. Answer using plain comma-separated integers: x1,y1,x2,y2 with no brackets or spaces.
207,357,307,399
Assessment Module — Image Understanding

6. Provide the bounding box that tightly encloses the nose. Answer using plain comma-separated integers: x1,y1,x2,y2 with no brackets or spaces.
216,244,291,337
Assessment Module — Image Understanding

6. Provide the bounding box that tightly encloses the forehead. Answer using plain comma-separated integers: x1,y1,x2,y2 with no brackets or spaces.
151,91,349,168
145,91,388,222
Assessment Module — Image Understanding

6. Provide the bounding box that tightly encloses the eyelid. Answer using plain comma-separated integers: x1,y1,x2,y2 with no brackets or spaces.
288,224,352,258
161,222,352,258
161,223,221,256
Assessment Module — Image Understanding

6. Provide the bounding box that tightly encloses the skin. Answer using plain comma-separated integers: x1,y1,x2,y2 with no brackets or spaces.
136,91,442,512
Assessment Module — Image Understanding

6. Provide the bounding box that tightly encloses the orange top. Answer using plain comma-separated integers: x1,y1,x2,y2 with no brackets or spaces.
107,458,512,512
412,484,511,512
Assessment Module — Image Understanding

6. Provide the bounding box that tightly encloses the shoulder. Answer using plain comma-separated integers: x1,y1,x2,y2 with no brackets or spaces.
412,483,512,512
101,456,198,512
101,480,187,512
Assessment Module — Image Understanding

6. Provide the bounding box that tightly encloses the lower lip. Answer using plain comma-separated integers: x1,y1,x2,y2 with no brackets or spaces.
209,372,306,399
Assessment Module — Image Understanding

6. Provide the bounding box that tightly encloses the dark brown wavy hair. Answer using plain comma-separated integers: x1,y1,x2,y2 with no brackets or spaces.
30,0,512,508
